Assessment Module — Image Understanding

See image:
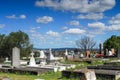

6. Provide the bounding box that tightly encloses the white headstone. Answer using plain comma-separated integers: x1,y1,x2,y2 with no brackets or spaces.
49,49,55,60
5,57,8,62
39,50,46,58
64,49,68,56
29,52,38,67
109,50,112,56
12,47,20,68
85,70,96,80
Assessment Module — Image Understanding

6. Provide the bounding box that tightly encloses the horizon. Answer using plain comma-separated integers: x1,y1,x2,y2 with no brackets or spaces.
0,0,120,48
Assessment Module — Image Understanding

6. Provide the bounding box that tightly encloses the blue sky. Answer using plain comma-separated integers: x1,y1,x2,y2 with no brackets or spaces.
0,0,120,48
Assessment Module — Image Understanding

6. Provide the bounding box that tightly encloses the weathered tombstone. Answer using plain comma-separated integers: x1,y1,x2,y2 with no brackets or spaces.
39,50,46,59
105,49,109,56
64,49,68,60
99,43,102,54
85,70,96,80
86,51,90,58
109,50,112,56
111,48,115,55
12,47,20,68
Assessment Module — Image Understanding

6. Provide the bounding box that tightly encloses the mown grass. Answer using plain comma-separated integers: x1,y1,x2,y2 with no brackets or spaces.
0,71,62,80
0,60,111,80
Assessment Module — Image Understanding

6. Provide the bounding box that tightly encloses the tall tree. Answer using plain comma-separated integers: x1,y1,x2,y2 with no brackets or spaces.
0,34,6,57
0,31,33,58
76,36,96,52
103,35,120,50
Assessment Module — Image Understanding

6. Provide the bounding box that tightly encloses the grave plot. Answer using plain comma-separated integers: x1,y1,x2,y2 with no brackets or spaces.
62,68,96,80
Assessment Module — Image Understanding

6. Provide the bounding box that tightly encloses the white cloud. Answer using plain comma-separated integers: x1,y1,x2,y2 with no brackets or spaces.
0,24,5,28
108,25,120,31
6,15,17,19
107,13,120,31
68,20,80,26
35,0,115,13
46,30,60,37
77,13,104,20
109,13,120,25
20,14,26,19
88,22,106,30
36,16,53,24
63,28,86,34
6,14,26,19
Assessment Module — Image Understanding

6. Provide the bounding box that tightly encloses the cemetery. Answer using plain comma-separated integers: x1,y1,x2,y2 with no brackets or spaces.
0,45,120,80
1,34,120,80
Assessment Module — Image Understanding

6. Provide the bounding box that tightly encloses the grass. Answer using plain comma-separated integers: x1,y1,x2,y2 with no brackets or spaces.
0,71,61,80
0,60,110,80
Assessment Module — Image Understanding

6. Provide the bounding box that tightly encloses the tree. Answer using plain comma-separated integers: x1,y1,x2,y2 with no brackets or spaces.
76,36,96,52
0,31,33,59
0,34,6,58
103,35,120,50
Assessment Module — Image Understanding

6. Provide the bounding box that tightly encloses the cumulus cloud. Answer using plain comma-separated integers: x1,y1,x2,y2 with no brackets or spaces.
88,22,106,30
0,24,5,28
107,13,120,31
108,25,120,31
109,13,120,25
6,14,26,19
46,30,60,37
36,16,53,24
63,28,86,34
35,0,115,13
68,20,80,26
77,13,104,20
19,14,26,19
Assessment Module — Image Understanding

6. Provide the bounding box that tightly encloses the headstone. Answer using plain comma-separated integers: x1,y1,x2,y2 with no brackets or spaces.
78,69,96,80
108,50,112,56
49,49,55,60
99,43,102,54
5,57,9,62
105,49,109,56
64,49,68,60
12,47,20,68
28,51,38,67
85,70,96,80
86,51,90,58
111,48,115,55
39,50,46,58
80,53,84,58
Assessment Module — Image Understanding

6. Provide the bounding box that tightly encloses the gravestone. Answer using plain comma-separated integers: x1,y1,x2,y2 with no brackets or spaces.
117,49,120,57
64,49,68,60
39,50,46,59
12,47,20,68
111,48,115,55
85,70,96,80
86,51,90,58
5,57,9,62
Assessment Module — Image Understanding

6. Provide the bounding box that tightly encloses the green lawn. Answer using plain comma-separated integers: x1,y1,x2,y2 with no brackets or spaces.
0,71,62,80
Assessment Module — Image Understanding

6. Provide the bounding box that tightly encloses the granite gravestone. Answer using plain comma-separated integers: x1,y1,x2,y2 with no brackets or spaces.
12,47,20,68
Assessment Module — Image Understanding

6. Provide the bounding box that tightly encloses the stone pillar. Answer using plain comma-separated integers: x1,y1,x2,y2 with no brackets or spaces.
99,43,102,54
12,47,20,68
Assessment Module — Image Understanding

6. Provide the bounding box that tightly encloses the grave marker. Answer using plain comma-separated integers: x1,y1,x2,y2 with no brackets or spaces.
12,47,20,68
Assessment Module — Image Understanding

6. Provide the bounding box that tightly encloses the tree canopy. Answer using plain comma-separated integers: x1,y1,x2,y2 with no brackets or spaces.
0,31,33,59
103,35,120,50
